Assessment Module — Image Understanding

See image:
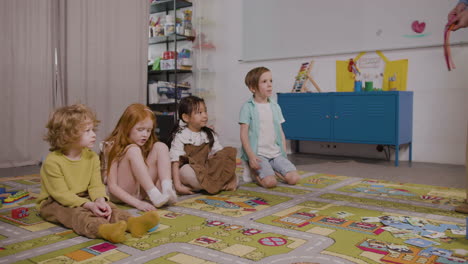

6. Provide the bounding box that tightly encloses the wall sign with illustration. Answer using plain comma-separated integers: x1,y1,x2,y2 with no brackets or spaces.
336,51,408,92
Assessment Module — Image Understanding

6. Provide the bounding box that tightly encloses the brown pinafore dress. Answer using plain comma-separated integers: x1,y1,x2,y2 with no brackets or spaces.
179,143,237,194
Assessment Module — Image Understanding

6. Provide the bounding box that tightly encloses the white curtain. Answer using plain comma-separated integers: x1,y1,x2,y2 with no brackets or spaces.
64,0,149,144
0,0,55,168
0,0,149,167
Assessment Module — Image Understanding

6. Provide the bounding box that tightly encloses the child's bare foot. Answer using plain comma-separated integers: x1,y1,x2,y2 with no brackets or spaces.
223,177,238,191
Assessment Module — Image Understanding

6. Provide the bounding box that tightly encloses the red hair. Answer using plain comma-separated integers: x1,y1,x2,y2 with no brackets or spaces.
103,103,157,174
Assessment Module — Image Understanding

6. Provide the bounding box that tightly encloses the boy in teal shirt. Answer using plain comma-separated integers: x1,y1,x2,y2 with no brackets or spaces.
239,67,300,188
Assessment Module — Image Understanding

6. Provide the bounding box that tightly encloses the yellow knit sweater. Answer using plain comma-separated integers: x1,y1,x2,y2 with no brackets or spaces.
36,148,108,209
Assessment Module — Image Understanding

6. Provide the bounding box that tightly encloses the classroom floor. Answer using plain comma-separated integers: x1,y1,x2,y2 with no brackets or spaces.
1,153,467,264
1,153,465,189
290,153,466,189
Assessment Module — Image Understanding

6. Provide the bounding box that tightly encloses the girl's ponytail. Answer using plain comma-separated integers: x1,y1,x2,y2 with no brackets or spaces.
202,126,215,148
167,120,183,148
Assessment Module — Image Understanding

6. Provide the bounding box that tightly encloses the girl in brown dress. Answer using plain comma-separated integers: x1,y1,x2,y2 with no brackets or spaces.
169,96,237,195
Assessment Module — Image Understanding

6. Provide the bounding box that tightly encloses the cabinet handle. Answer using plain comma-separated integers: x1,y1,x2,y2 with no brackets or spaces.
335,115,339,119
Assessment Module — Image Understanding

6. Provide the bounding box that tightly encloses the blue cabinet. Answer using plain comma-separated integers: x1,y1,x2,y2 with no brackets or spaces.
277,91,413,166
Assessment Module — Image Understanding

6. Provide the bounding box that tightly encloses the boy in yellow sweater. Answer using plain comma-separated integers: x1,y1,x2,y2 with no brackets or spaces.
37,104,159,243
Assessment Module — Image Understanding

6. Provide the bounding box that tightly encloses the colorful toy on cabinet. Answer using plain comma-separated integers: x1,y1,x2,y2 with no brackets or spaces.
336,51,408,92
347,58,361,78
348,58,362,92
388,74,397,91
292,60,321,93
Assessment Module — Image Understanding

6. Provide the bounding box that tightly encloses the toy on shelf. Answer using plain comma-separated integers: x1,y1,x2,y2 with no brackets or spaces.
192,33,215,50
291,60,321,93
11,207,29,219
160,49,192,70
182,10,193,37
3,191,30,205
149,16,163,38
157,81,192,100
347,58,361,79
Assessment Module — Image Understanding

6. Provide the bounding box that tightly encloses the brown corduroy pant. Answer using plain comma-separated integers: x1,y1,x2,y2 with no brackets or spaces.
39,193,131,239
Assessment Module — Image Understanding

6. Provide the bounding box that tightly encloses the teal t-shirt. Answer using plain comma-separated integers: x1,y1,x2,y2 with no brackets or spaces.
238,97,286,161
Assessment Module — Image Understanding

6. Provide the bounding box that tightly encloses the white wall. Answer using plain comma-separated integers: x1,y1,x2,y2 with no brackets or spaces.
205,1,468,165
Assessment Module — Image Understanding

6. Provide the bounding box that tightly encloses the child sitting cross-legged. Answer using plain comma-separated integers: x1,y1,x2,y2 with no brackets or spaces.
37,104,159,243
169,96,238,195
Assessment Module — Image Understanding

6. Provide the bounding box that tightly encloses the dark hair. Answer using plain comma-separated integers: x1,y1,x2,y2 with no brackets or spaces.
168,96,215,148
245,66,270,92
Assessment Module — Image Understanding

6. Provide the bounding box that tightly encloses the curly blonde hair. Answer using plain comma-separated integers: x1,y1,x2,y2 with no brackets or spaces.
44,104,100,152
103,103,158,174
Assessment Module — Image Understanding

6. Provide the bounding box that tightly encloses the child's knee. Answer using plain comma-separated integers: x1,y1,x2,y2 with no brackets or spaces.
125,144,143,159
285,171,300,185
153,142,169,153
259,175,277,188
180,165,201,190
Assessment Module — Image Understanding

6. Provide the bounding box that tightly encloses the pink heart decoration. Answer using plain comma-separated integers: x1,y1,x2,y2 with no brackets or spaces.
412,21,426,34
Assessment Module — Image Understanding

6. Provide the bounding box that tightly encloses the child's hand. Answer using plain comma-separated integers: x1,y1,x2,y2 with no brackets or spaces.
248,156,261,171
448,2,466,22
95,198,112,221
175,184,194,195
136,201,157,212
452,9,468,31
83,201,110,219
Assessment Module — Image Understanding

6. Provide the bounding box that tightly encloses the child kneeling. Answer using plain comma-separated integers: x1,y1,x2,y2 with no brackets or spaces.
239,67,300,188
37,104,159,243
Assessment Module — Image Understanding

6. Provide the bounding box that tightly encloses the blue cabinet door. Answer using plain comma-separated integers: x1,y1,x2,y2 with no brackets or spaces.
333,94,396,144
278,94,332,141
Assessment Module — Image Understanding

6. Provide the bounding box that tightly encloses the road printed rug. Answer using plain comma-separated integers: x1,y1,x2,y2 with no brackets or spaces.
0,163,466,264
